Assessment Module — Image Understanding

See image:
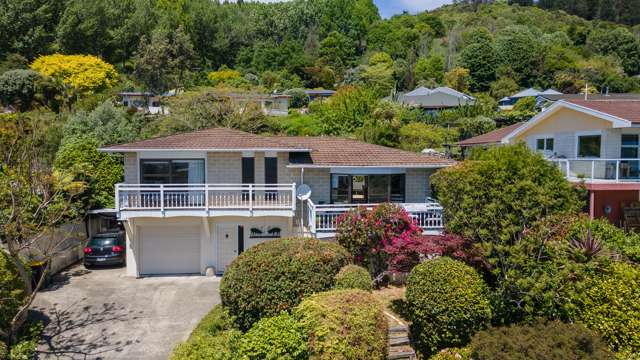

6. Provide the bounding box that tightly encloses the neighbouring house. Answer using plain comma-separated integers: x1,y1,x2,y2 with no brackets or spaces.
226,93,291,116
304,89,336,102
99,128,453,277
537,93,640,111
456,122,525,156
461,99,640,227
397,87,475,110
119,92,170,115
498,88,562,110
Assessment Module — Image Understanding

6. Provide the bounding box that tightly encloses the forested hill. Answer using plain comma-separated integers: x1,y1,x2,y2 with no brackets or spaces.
2,0,640,97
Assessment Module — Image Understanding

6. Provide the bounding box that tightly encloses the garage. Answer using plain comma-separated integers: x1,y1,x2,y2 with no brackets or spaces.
139,222,201,275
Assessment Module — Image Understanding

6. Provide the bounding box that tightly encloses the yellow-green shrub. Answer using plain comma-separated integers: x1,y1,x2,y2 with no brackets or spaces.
30,54,118,92
334,265,372,291
294,289,387,360
239,312,308,360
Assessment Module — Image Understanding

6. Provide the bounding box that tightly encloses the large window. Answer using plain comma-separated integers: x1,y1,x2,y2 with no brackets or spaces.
536,137,554,152
330,174,405,204
621,134,640,179
577,134,601,158
140,159,205,184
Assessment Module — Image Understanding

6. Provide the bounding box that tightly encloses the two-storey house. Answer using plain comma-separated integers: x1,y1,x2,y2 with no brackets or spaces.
100,128,453,277
460,99,640,227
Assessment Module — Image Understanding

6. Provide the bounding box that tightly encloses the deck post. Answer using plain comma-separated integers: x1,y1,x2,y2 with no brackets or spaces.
160,185,165,213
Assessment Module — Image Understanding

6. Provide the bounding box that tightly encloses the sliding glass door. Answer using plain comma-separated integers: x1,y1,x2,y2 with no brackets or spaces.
140,159,205,184
330,174,405,204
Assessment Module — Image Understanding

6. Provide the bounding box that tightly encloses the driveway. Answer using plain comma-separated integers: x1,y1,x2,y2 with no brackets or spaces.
33,265,220,360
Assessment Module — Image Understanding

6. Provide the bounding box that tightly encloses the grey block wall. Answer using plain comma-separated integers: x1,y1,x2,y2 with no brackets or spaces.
303,168,331,204
406,168,432,203
207,152,242,183
124,153,138,184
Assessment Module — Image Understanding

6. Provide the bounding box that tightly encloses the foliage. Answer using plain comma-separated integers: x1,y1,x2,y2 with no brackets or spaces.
54,136,123,209
239,312,308,360
414,55,445,85
398,122,458,152
489,77,519,100
170,330,242,360
459,28,497,91
336,203,422,275
189,305,236,338
444,68,470,93
432,143,582,245
207,68,242,86
63,101,145,146
0,70,43,111
512,97,537,112
587,27,640,75
0,341,5,360
455,116,495,140
406,257,492,357
312,86,377,135
495,25,544,86
0,252,26,335
283,88,310,108
220,237,350,331
430,347,473,360
570,262,640,354
334,265,373,291
30,54,118,93
271,113,324,136
470,320,614,360
294,289,387,360
7,340,37,360
566,218,640,263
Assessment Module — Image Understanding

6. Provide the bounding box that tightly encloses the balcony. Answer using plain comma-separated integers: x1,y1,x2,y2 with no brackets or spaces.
305,198,445,238
115,183,296,219
551,159,640,183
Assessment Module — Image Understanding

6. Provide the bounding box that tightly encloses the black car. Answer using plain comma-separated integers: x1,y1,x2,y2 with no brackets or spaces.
84,232,125,267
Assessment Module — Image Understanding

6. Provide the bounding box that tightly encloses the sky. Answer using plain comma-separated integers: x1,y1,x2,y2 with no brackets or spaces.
236,0,452,18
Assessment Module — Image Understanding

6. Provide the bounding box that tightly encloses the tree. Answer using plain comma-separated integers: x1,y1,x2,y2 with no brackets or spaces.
431,143,582,245
587,27,640,75
0,113,83,345
62,101,144,146
495,26,544,86
489,77,519,100
0,70,43,111
133,27,195,94
459,28,497,91
312,86,378,135
319,31,357,74
399,122,458,152
414,54,445,85
455,116,496,140
444,67,471,92
30,54,118,94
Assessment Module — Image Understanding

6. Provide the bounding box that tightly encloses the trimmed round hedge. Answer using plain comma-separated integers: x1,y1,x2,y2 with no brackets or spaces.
406,257,492,357
294,289,388,360
239,312,308,360
220,238,351,330
334,265,372,291
470,320,614,360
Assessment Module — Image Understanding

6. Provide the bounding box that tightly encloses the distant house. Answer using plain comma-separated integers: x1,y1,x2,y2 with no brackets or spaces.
304,89,336,102
537,93,640,110
227,93,292,117
119,92,170,115
498,88,562,110
397,87,475,110
456,122,526,155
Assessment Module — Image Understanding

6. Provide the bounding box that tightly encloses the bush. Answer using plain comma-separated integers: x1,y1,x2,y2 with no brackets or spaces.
7,340,37,360
406,257,492,357
398,122,459,152
0,251,27,334
0,341,7,360
430,347,472,360
189,305,235,338
283,88,310,108
0,69,42,111
220,238,350,331
334,265,372,291
470,320,614,360
170,330,242,360
239,312,308,360
571,262,640,354
567,216,640,263
294,289,388,360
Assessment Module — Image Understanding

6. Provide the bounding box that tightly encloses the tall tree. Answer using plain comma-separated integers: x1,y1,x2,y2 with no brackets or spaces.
459,28,497,91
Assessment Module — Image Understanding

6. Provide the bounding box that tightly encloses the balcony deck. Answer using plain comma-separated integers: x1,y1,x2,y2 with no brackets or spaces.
551,159,640,186
115,183,297,219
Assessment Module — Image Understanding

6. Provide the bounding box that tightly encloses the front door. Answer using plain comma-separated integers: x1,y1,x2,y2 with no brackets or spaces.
217,225,238,272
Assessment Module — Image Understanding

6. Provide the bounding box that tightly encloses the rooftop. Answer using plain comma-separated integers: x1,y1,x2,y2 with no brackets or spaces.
563,99,640,124
457,122,525,147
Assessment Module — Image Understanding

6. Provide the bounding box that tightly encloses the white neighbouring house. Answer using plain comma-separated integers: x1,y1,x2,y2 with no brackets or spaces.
100,128,453,277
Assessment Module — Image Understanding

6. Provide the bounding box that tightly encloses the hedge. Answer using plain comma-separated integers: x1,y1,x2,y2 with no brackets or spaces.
220,238,351,330
334,265,372,291
470,320,613,360
406,257,492,357
0,251,27,333
239,312,308,360
294,289,387,360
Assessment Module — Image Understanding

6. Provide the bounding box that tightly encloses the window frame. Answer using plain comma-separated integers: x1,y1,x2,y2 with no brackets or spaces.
575,131,602,159
139,159,206,184
329,174,406,204
535,136,554,153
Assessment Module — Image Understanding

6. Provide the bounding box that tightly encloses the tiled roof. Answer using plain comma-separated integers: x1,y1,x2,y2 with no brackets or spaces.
270,136,455,167
100,128,309,151
100,128,454,167
457,122,525,147
564,99,640,123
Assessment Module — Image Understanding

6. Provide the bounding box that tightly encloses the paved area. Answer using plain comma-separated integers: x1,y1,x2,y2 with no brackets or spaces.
33,265,220,360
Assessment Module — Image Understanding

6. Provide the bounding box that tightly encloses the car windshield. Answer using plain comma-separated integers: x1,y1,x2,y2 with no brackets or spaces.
88,237,118,247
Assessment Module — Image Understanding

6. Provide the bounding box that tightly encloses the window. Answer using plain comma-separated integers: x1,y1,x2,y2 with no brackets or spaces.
577,135,601,158
536,137,554,152
264,157,278,184
140,160,204,184
621,134,639,159
242,157,255,184
330,174,406,204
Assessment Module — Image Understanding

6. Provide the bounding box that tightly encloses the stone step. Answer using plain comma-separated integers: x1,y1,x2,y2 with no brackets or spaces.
387,349,417,360
388,336,410,346
389,325,408,333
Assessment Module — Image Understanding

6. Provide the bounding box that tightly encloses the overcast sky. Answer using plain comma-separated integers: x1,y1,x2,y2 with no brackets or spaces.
236,0,452,18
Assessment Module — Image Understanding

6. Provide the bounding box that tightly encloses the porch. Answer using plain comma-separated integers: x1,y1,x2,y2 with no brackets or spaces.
551,158,640,183
305,198,445,238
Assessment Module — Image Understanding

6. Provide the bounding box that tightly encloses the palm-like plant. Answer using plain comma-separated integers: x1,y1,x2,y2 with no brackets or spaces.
569,227,604,262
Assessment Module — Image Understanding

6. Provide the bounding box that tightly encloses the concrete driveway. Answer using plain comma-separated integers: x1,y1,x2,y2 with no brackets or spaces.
33,265,220,360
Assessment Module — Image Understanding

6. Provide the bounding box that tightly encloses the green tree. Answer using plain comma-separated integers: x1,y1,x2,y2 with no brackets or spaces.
414,54,445,85
63,101,144,146
587,27,640,75
455,116,496,140
459,28,497,91
431,143,582,245
319,31,357,74
0,70,43,111
489,77,519,100
444,67,471,93
313,86,378,135
399,122,458,152
495,25,544,86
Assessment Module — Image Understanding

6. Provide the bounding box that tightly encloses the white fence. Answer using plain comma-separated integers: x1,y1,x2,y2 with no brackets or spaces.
551,158,640,183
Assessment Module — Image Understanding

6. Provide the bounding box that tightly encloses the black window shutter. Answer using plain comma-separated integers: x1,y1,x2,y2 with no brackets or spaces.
265,157,278,184
242,157,255,184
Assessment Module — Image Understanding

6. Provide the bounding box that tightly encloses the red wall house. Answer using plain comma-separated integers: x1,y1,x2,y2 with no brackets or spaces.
587,184,640,226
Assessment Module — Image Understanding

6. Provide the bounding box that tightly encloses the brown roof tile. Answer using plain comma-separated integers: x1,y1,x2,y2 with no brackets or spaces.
564,99,640,123
457,122,525,147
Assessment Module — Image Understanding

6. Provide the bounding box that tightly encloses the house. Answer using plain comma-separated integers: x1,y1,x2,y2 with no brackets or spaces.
119,92,170,115
461,99,640,226
397,87,475,110
536,93,640,111
456,122,525,156
226,93,291,116
304,89,336,102
498,88,562,110
99,128,453,277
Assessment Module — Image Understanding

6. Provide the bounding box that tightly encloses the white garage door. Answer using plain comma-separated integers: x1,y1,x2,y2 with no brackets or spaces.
140,224,201,275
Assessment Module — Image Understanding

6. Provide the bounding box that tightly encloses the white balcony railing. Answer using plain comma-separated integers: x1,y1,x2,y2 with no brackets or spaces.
550,159,640,183
305,198,444,235
115,183,296,212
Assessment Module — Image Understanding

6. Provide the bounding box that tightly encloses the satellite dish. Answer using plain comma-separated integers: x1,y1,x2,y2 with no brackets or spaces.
296,184,312,201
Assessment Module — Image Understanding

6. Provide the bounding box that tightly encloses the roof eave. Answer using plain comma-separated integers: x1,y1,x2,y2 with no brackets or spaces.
99,147,312,153
286,164,454,169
